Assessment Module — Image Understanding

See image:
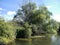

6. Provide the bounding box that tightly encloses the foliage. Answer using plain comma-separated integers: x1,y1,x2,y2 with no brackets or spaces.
46,19,59,33
0,3,59,44
0,18,16,44
13,3,59,36
16,22,32,38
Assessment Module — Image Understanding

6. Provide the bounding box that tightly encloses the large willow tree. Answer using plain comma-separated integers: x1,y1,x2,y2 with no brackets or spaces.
13,3,59,36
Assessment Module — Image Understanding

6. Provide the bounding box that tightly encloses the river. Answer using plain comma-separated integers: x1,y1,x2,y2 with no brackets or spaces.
8,35,60,45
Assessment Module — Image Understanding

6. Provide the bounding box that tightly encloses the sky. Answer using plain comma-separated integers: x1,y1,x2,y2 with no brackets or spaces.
0,0,60,22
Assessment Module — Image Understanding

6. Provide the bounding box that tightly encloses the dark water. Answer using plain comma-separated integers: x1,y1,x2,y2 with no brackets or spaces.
8,35,60,45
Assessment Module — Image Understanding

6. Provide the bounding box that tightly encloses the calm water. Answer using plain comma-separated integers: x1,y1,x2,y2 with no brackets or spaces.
8,35,60,45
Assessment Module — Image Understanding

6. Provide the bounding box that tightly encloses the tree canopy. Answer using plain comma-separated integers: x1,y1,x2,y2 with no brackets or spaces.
0,3,59,44
13,3,59,36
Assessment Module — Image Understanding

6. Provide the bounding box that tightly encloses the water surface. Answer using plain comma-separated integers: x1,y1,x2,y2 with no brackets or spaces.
8,35,60,45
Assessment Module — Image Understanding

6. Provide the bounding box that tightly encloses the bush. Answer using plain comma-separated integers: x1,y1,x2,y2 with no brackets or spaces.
16,22,32,38
0,20,16,44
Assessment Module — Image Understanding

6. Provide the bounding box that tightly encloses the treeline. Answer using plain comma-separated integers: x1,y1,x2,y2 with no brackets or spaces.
0,3,59,44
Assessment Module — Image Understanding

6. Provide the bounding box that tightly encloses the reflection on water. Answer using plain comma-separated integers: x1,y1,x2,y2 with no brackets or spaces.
51,35,57,42
8,35,60,45
51,35,60,45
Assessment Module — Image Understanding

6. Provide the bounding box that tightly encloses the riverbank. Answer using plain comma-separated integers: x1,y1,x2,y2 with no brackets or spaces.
16,33,58,41
31,35,45,38
16,35,45,41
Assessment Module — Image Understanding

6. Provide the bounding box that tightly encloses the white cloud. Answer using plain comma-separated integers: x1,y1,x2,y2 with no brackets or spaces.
46,5,52,9
5,11,16,20
51,13,60,22
0,8,5,11
0,8,3,10
7,11,16,15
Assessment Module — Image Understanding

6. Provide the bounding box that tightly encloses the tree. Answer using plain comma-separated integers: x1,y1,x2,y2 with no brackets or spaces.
13,3,36,23
46,19,59,33
13,3,59,36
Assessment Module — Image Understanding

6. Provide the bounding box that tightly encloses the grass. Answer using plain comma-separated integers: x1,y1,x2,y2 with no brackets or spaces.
16,38,32,41
31,35,45,38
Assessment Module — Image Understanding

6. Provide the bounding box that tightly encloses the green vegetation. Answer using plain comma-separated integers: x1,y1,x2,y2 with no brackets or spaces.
16,22,32,38
0,18,16,44
0,3,59,44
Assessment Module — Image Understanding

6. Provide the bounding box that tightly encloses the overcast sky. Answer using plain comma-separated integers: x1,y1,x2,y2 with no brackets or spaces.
0,0,60,22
